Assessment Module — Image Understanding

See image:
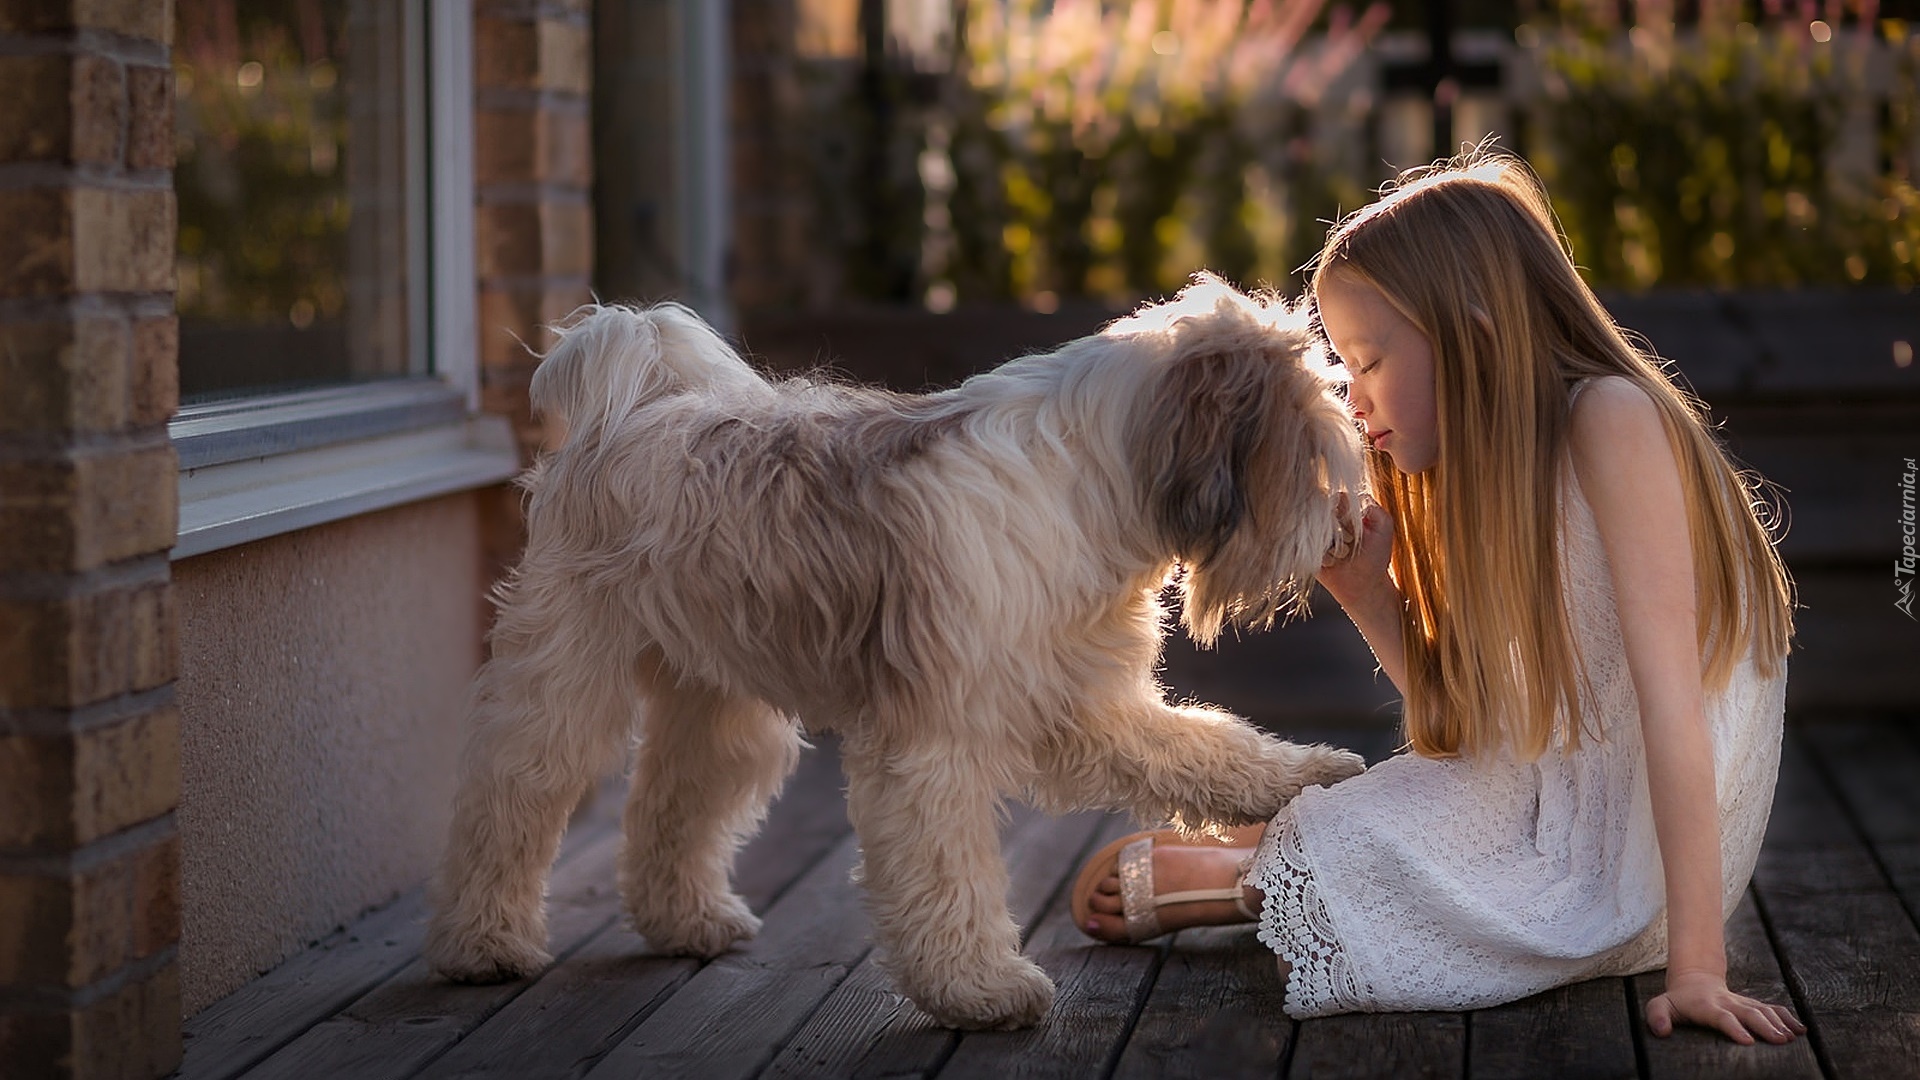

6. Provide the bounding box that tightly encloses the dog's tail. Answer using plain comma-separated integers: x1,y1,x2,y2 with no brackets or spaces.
531,302,767,446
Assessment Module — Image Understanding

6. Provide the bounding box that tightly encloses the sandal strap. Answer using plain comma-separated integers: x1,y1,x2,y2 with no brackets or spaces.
1151,887,1249,906
1118,836,1260,943
1118,837,1161,941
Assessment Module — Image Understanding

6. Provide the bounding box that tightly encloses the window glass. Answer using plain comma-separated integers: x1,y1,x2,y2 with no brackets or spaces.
174,0,419,402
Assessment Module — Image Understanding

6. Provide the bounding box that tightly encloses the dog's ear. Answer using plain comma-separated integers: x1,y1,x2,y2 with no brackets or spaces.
1138,349,1266,570
1141,334,1366,647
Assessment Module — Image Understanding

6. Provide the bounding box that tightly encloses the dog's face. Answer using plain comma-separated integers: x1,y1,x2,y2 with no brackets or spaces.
1125,275,1366,645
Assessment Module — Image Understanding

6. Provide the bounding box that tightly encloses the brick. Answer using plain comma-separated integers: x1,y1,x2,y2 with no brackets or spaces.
475,203,542,279
124,65,172,170
0,52,137,166
0,735,73,851
477,287,545,369
0,188,77,297
475,16,539,90
475,108,591,187
0,442,176,574
474,109,536,185
70,54,124,166
70,706,178,845
72,188,174,293
0,189,174,298
537,17,590,95
0,961,184,1078
128,316,177,426
0,707,177,849
541,200,593,278
125,582,175,699
477,200,591,280
544,108,591,187
68,830,179,984
0,318,132,435
0,55,77,163
0,574,173,708
74,441,176,568
0,456,83,569
477,285,593,370
0,828,179,988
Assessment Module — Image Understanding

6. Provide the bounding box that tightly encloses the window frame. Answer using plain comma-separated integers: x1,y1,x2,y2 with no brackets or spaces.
171,0,514,561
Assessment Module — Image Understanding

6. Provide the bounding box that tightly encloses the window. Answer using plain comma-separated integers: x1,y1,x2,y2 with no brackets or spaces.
174,0,426,400
170,0,511,559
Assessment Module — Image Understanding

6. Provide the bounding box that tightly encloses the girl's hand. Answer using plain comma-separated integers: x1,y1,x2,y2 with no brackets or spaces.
1645,970,1806,1045
1317,498,1394,607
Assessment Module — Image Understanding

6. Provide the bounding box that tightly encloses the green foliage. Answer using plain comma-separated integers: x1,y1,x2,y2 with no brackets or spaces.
807,3,1918,304
1530,9,1919,288
938,0,1387,306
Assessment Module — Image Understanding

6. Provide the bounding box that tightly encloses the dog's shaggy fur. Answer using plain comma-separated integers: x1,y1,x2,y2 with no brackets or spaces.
424,275,1368,1029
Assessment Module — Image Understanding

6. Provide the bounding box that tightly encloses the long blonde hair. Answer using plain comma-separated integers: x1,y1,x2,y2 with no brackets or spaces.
1311,151,1795,760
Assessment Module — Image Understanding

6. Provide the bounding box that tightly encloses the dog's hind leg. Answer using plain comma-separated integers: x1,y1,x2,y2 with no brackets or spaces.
619,666,800,957
842,736,1055,1030
425,607,639,984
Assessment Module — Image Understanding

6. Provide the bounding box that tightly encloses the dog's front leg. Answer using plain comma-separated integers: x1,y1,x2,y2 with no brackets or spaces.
843,741,1054,1030
1059,700,1366,832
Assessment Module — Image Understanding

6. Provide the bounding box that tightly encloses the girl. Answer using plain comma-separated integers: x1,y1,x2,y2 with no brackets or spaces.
1070,150,1804,1045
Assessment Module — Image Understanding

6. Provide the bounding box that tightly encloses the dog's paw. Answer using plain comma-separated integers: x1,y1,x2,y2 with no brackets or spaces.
1299,744,1367,787
423,923,552,984
1212,741,1368,823
630,894,762,958
908,956,1055,1031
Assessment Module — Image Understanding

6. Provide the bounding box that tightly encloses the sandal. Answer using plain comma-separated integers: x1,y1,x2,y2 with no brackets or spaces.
1069,829,1259,944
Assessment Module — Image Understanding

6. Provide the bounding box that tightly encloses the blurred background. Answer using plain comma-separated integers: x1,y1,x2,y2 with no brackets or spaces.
173,0,1919,733
609,0,1918,733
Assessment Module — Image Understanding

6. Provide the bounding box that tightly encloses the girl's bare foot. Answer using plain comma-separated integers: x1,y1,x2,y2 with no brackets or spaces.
1082,842,1264,942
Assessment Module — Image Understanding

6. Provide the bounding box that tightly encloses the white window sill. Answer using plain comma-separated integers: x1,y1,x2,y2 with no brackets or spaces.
173,415,521,560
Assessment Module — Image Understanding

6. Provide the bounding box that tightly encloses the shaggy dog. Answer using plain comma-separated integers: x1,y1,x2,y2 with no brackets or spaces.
424,275,1368,1030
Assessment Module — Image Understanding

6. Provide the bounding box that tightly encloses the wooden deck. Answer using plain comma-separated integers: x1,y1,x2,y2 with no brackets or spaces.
174,715,1920,1080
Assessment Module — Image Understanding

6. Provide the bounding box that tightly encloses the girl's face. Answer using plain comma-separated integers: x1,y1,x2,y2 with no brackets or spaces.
1315,270,1439,474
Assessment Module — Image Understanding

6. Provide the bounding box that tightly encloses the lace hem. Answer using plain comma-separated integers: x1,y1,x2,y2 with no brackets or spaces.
1247,810,1365,1018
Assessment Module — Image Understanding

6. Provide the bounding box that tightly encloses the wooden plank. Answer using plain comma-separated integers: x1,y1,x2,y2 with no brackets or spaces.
761,806,1111,1080
1468,978,1636,1080
1799,717,1920,920
411,738,856,1080
579,835,873,1079
934,816,1163,1079
1109,924,1293,1080
236,824,628,1080
1287,1012,1465,1080
1754,729,1885,896
177,890,431,1080
1631,893,1821,1080
410,934,699,1080
177,784,624,1080
1752,732,1920,1078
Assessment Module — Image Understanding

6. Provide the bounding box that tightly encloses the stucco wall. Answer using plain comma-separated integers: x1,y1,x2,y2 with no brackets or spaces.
173,492,489,1015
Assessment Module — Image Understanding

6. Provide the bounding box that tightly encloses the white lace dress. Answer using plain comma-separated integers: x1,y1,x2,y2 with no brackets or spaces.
1246,382,1788,1018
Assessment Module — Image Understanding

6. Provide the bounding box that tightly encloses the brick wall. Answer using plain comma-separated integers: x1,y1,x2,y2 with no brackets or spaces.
0,2,183,1077
730,0,814,311
473,0,592,580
